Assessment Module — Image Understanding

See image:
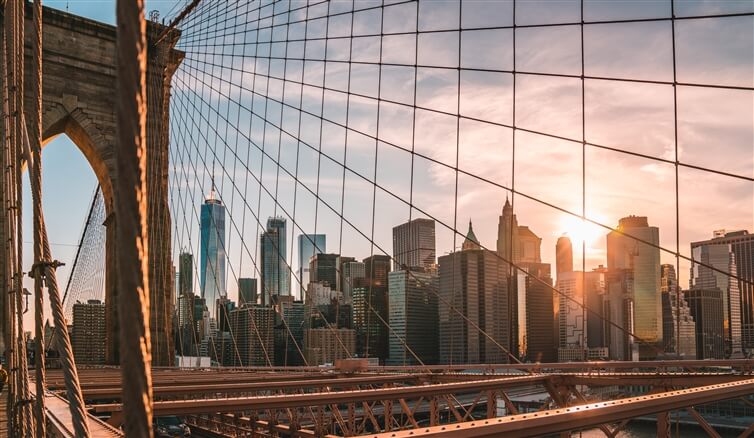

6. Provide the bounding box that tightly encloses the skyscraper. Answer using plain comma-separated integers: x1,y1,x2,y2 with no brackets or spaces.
273,296,306,366
388,270,439,365
229,304,275,366
352,255,392,362
238,278,258,306
556,235,574,279
297,234,326,298
200,191,226,320
176,252,196,356
178,252,193,296
660,264,696,358
392,218,436,271
518,226,541,264
496,200,521,358
515,224,554,362
686,288,725,359
439,222,510,364
497,197,520,265
520,262,556,363
261,217,290,305
309,253,341,291
341,260,365,304
556,270,610,361
606,216,662,360
690,230,750,355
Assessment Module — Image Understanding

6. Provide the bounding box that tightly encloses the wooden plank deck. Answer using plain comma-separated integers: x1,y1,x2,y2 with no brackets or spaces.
0,386,7,436
45,393,124,437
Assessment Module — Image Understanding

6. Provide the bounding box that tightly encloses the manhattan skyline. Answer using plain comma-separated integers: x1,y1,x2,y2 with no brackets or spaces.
16,0,753,328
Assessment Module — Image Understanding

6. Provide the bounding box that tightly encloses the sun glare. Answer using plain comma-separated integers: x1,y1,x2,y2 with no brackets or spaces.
559,214,605,248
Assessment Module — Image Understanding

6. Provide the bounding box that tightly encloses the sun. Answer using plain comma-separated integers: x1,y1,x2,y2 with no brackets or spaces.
559,214,605,248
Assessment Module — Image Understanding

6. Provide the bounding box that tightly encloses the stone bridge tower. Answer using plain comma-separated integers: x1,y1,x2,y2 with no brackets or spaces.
0,6,182,366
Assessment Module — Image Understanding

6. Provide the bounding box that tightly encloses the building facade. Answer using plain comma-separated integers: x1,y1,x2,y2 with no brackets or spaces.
387,270,439,365
178,252,193,297
392,218,436,271
496,197,519,264
200,193,226,320
556,270,609,361
229,305,275,366
72,300,106,365
274,296,306,366
261,217,290,305
238,278,258,306
353,255,391,362
304,328,356,365
310,253,341,291
556,235,573,280
606,216,662,360
439,222,510,364
520,262,556,363
690,230,750,355
341,260,365,304
297,234,326,298
661,264,697,358
685,288,725,359
518,226,542,264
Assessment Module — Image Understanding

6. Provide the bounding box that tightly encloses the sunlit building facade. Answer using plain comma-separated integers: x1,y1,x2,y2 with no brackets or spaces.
72,299,106,365
556,235,573,280
556,270,609,361
606,216,661,360
691,230,750,356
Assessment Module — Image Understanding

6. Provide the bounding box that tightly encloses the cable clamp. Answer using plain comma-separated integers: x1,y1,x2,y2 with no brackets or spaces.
14,398,33,407
29,259,65,277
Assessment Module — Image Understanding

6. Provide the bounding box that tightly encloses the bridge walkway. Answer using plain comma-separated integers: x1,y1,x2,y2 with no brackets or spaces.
0,386,7,435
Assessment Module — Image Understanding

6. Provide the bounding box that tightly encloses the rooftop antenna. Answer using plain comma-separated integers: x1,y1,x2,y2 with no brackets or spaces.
209,159,217,201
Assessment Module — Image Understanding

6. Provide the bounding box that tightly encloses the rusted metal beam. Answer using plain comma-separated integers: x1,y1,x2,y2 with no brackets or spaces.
738,422,754,438
686,407,721,438
562,372,750,387
374,359,754,373
367,379,754,438
78,373,430,399
92,374,548,415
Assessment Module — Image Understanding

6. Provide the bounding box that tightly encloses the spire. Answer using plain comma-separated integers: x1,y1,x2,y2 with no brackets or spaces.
462,220,481,251
503,195,512,214
207,159,219,203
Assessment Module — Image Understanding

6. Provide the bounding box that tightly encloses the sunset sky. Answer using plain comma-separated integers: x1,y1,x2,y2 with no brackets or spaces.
22,0,753,328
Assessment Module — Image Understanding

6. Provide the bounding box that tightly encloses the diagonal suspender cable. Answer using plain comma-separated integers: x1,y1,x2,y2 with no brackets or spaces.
31,0,46,435
116,0,154,435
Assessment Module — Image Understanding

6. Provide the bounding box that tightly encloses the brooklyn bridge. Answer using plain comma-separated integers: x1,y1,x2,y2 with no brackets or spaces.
0,0,753,436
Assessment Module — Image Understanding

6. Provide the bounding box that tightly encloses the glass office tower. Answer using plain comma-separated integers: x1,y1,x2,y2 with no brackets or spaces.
200,192,226,320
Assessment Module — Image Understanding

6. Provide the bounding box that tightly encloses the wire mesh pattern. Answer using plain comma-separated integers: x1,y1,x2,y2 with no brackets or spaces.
164,0,754,365
61,186,107,322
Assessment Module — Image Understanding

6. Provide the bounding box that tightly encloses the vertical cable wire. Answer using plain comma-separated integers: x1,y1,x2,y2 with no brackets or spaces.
580,0,588,362
670,0,683,361
116,0,154,433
